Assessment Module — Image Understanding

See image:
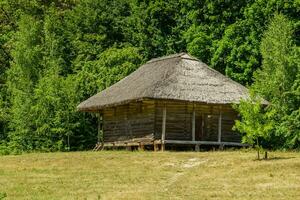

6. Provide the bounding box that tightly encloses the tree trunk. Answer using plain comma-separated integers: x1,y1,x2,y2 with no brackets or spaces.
256,138,260,160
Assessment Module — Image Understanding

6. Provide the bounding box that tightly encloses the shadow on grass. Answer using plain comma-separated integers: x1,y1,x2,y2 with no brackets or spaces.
267,156,295,160
254,156,295,161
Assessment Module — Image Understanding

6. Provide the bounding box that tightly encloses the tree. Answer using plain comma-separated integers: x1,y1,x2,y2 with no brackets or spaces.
0,0,299,153
72,47,143,149
125,0,186,59
234,97,274,159
6,15,43,152
186,0,299,85
184,0,250,67
234,13,300,158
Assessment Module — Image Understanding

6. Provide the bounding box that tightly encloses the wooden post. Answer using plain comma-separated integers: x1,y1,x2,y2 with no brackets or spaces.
161,104,167,151
138,142,144,151
218,106,222,144
126,144,131,151
201,113,204,140
153,141,159,152
195,144,200,152
192,103,196,141
97,113,101,143
219,144,224,150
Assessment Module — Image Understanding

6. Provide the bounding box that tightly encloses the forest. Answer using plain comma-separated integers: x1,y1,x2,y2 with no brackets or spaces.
0,0,299,154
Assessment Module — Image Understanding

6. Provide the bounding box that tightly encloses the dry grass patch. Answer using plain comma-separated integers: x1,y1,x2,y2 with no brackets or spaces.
0,150,299,199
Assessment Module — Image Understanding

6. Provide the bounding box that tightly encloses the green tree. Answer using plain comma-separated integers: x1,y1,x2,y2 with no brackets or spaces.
234,97,274,159
72,47,143,149
184,0,250,65
186,0,299,85
6,15,43,152
125,0,186,59
1,0,299,153
235,13,300,157
74,47,143,101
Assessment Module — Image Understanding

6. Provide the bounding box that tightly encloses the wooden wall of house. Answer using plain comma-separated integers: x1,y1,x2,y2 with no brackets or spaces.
102,100,155,142
154,100,241,142
155,101,192,140
102,99,241,143
220,107,241,142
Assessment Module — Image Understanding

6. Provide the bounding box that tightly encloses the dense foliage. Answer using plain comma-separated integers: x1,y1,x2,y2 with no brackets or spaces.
0,0,299,153
235,14,300,152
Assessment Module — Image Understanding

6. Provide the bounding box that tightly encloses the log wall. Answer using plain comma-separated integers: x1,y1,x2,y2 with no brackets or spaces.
102,99,241,144
154,100,241,142
155,101,192,140
102,100,155,142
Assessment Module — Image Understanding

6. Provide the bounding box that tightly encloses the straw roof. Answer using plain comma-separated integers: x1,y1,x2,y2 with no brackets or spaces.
78,53,251,111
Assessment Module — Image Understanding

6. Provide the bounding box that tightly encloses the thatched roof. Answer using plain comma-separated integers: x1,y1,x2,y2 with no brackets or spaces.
78,53,251,111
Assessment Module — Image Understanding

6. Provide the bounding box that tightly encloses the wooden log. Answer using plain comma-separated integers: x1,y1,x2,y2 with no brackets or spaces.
161,104,167,151
192,104,196,141
153,141,159,151
201,113,204,140
164,139,249,147
219,144,224,150
218,107,222,143
195,144,200,152
126,145,132,151
97,112,102,143
138,142,145,151
161,143,165,151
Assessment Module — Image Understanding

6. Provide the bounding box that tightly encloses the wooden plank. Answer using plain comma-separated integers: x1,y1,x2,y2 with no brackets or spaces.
164,140,249,147
195,144,200,152
97,112,101,143
161,104,167,146
201,113,204,140
103,100,156,142
192,104,195,141
218,106,222,143
104,140,154,147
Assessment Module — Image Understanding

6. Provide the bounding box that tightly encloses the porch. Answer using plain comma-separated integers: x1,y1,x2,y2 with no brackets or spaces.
96,100,246,151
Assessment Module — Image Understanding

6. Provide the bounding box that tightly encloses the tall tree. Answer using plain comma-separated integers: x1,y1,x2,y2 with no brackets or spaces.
184,0,251,65
126,0,186,59
235,13,300,154
6,15,43,152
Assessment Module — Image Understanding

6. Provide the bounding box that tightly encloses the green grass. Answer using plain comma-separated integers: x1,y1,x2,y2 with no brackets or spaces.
0,150,299,199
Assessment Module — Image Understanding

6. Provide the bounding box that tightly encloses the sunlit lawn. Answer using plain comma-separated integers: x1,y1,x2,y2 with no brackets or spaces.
0,150,299,199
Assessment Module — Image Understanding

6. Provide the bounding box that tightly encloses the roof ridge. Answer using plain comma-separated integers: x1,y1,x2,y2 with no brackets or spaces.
147,52,198,64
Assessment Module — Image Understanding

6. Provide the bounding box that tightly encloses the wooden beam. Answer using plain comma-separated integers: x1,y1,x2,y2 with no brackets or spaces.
218,107,222,143
164,140,249,147
161,104,167,151
97,112,102,143
192,104,196,141
138,142,145,151
201,113,204,140
195,144,200,152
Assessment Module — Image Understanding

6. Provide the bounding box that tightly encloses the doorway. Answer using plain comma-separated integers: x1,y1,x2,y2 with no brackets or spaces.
195,114,204,141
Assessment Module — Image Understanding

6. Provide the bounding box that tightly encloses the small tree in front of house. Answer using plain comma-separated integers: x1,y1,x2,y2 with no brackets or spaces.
233,95,274,160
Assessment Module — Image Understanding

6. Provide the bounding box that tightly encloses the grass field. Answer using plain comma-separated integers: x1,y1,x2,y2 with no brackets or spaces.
0,150,299,200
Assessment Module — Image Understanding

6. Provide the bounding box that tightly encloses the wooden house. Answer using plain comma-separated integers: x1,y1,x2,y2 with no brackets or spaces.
77,53,251,150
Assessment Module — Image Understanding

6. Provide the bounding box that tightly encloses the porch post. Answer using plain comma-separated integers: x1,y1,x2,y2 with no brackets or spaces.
95,112,104,151
218,106,222,143
97,112,102,143
161,104,167,151
192,103,196,141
